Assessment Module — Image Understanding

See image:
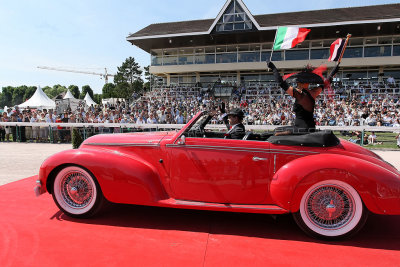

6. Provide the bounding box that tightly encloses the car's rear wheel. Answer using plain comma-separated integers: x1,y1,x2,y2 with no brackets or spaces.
293,180,368,240
52,166,105,218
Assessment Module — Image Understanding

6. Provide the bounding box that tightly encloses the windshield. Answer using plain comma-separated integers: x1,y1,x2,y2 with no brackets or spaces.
184,113,211,134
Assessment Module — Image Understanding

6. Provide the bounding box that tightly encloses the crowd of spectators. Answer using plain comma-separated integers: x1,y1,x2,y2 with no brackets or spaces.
1,81,399,143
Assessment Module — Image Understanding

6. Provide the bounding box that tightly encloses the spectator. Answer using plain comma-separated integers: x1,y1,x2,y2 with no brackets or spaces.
38,112,48,142
0,113,4,141
30,112,39,142
368,131,377,145
1,112,11,141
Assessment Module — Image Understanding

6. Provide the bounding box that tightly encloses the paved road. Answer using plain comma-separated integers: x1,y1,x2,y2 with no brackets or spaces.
0,142,399,186
0,143,71,186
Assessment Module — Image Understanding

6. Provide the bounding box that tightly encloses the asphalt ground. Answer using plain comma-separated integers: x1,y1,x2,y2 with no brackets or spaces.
0,142,399,186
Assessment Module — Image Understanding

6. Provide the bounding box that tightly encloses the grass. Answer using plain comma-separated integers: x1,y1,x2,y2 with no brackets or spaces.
334,131,400,150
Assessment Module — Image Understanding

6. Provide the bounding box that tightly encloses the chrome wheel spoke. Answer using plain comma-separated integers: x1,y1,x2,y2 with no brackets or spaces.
306,185,354,230
61,171,93,209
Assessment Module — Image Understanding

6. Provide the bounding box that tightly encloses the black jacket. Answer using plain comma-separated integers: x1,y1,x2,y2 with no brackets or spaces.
226,123,245,139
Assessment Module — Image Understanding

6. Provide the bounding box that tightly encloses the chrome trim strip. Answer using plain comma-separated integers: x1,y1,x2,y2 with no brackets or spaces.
175,200,285,211
166,144,318,155
273,155,277,174
85,143,160,147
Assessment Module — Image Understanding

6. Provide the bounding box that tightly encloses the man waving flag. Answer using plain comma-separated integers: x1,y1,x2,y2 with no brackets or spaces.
329,38,346,61
273,27,311,50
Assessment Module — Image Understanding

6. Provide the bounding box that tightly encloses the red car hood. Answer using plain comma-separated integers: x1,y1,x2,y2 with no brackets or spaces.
81,131,176,146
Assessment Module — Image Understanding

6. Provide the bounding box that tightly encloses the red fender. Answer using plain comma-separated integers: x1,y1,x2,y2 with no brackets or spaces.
270,153,400,215
39,148,168,205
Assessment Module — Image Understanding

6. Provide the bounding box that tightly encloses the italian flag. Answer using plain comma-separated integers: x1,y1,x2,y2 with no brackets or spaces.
273,27,311,50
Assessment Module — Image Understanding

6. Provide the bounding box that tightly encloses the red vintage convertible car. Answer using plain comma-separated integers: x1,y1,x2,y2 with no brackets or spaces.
35,111,400,239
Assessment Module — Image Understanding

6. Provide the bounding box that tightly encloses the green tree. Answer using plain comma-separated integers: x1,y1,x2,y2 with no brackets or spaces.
143,65,154,91
114,57,143,98
43,85,66,99
93,94,102,104
23,86,37,103
81,85,94,99
68,85,80,99
102,83,116,98
0,86,14,108
12,86,27,106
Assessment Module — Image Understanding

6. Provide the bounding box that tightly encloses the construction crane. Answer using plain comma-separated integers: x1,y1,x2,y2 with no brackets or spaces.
37,66,115,84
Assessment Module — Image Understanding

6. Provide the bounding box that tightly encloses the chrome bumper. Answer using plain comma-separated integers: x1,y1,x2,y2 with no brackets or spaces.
34,179,43,197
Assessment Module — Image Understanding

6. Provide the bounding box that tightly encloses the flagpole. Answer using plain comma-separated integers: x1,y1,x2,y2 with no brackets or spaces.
267,28,279,71
337,34,352,65
269,27,279,63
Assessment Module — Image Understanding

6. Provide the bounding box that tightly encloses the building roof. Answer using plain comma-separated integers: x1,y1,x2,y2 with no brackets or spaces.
129,4,400,39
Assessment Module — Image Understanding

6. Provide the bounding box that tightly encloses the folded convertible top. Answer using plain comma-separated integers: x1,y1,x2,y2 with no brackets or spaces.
268,130,340,147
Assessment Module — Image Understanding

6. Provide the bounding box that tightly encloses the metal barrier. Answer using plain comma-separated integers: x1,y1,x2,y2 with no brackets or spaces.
1,122,399,146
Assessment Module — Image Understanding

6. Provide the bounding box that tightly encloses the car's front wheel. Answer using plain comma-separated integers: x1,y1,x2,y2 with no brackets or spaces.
52,166,105,218
293,180,368,240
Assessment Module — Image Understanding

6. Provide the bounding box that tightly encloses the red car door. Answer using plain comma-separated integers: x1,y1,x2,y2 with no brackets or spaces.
167,137,272,204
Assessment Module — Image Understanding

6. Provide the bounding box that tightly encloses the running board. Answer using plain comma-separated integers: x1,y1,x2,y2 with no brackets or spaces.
157,199,288,214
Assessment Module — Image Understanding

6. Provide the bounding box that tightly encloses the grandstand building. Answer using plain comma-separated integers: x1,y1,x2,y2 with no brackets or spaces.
127,0,400,88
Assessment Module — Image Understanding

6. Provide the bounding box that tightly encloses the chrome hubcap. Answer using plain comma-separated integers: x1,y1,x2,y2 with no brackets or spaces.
326,200,336,218
306,185,355,230
61,171,93,209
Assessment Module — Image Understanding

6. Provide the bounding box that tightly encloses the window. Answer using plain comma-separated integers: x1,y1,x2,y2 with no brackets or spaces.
365,38,378,45
323,40,335,47
163,50,178,65
393,45,400,56
295,41,310,49
343,47,363,58
285,50,309,60
151,56,162,66
163,56,178,65
205,54,216,64
364,46,391,57
310,49,329,60
215,0,253,32
179,55,194,65
238,44,260,62
151,50,163,66
216,53,237,63
238,52,259,62
378,37,392,45
349,38,363,46
261,51,283,61
311,41,323,48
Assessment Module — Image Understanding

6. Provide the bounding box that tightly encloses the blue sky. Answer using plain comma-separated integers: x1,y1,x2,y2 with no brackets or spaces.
1,0,399,94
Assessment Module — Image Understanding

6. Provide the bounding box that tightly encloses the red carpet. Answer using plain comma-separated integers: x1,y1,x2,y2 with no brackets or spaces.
0,176,399,267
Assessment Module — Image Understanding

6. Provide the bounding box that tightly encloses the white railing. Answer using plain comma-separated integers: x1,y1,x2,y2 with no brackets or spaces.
1,122,399,132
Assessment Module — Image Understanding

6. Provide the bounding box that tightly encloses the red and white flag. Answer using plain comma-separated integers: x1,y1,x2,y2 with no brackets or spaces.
329,38,345,61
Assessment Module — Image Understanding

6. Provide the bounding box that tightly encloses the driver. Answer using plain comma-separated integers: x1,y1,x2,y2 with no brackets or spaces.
223,108,246,139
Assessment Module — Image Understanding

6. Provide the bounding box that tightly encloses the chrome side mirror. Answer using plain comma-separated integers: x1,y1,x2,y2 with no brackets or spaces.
177,135,186,145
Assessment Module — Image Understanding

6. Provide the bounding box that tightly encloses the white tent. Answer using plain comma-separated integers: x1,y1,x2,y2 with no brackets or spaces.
19,86,56,109
63,89,76,99
84,93,97,107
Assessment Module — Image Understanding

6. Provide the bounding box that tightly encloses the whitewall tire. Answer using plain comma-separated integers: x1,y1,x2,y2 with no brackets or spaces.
293,180,368,239
52,166,105,218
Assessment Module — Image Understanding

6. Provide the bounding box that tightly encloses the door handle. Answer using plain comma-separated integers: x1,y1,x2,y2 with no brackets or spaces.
253,157,267,161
